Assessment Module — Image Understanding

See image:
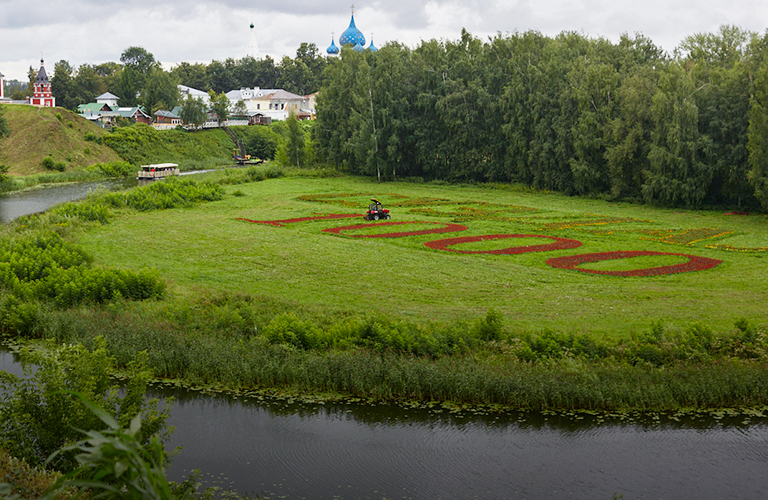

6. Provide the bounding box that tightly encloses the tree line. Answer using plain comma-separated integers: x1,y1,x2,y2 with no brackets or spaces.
48,43,327,114
314,25,768,211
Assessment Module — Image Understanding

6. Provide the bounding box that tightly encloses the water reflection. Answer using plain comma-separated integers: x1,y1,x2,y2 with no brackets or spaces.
152,386,768,500
3,351,768,499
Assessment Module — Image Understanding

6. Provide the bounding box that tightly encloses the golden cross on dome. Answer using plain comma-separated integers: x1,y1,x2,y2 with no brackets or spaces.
351,4,355,14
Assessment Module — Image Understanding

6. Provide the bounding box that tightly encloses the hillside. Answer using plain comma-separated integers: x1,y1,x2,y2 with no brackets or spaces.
102,123,234,169
0,105,122,175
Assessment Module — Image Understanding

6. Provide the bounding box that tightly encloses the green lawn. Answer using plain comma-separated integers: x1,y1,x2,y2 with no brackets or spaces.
76,175,768,338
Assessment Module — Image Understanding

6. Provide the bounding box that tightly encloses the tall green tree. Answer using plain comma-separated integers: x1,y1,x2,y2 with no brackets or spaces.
74,64,107,104
604,66,659,198
120,46,159,76
94,61,121,93
314,49,361,169
117,47,159,107
140,68,180,113
114,67,141,107
254,55,279,88
171,61,211,91
179,95,207,127
566,40,620,195
51,60,79,109
643,63,713,207
747,33,768,210
26,66,36,98
277,56,313,96
207,60,236,93
279,112,307,167
208,91,230,124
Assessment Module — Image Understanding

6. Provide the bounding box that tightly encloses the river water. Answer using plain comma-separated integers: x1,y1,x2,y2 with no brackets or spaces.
3,350,767,500
0,179,134,223
0,170,214,223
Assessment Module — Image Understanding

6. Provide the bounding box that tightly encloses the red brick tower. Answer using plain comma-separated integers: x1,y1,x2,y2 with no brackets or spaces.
30,59,55,107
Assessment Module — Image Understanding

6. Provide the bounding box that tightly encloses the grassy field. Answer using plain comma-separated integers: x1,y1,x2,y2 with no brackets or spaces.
74,174,768,338
0,105,121,174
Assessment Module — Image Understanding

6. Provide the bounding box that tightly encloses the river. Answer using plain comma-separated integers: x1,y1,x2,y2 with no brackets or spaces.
0,179,132,223
2,350,767,499
0,170,216,223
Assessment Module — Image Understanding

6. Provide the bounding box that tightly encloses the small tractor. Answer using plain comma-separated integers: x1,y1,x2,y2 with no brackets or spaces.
364,198,391,221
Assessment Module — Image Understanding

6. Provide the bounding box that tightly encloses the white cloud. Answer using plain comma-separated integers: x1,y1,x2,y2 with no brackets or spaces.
1,0,767,81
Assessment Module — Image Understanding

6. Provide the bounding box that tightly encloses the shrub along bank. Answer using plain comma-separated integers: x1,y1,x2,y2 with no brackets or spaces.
25,300,768,411
1,172,767,412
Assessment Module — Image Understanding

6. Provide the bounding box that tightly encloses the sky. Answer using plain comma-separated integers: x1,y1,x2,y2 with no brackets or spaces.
0,0,767,82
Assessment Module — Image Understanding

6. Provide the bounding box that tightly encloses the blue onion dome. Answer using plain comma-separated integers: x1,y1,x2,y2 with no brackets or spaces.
353,42,365,52
368,38,378,52
327,37,340,55
340,14,366,46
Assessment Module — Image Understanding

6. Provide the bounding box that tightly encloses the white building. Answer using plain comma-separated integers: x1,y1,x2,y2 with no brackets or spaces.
178,84,211,105
226,87,314,121
96,92,119,108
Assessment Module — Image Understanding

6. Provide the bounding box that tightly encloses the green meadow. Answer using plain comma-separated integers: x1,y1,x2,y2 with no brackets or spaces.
76,174,768,338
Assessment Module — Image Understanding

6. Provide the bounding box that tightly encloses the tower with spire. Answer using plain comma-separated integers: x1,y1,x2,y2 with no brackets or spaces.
30,58,55,107
327,5,378,57
326,32,340,57
248,21,261,59
0,69,5,100
339,5,365,47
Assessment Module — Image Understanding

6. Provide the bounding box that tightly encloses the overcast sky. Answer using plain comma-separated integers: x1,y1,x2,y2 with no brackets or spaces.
1,0,767,82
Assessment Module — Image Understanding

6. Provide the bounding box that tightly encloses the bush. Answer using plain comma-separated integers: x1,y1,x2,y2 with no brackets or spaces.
235,126,280,160
0,341,170,471
48,200,111,224
264,312,326,349
86,160,134,177
100,178,224,212
0,294,42,338
475,308,504,341
41,156,55,170
0,230,165,308
84,132,103,144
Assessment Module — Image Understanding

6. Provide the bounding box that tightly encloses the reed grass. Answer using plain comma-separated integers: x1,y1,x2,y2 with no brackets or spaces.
33,300,768,411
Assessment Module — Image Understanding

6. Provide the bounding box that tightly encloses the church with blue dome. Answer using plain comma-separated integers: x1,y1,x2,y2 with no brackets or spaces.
327,6,378,56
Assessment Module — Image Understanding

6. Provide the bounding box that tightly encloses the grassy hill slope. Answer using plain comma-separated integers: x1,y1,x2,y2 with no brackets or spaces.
0,105,122,175
102,124,234,170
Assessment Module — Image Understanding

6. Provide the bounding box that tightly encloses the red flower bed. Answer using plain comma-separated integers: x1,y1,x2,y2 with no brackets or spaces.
322,221,468,238
424,234,582,254
546,251,722,276
236,214,360,227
